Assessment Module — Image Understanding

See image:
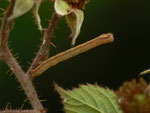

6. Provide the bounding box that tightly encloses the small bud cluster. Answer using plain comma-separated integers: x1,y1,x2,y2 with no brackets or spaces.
64,0,88,9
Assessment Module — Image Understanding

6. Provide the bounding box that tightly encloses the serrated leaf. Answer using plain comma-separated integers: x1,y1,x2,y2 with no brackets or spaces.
55,83,122,113
8,0,34,20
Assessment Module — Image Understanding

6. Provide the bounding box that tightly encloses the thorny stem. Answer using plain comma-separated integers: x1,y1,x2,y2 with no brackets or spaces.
0,1,114,113
0,0,15,46
0,1,44,112
0,48,44,113
30,33,114,79
27,12,59,77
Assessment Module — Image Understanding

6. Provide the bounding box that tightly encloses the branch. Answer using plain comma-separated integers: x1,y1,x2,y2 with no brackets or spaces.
0,110,36,113
0,50,44,112
30,33,114,79
0,1,44,112
0,0,15,47
27,12,59,77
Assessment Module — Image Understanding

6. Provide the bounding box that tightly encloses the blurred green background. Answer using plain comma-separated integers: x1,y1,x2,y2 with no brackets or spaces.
0,0,150,112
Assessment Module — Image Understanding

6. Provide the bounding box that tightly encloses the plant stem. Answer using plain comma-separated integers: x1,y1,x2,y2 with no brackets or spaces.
0,1,44,112
27,12,59,78
30,33,114,79
1,47,44,113
0,0,15,46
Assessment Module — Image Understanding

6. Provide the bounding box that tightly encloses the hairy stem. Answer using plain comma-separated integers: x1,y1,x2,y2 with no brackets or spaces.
30,33,114,79
27,12,59,77
0,1,44,112
0,0,15,46
1,48,44,112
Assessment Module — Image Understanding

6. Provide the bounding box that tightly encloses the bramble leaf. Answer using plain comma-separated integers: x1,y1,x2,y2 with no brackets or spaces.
55,83,122,113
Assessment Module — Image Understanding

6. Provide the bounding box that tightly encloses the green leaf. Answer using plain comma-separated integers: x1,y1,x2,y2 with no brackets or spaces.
55,83,122,113
8,0,34,20
54,0,73,16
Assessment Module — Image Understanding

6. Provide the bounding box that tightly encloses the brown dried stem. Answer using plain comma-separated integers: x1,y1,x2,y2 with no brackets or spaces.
0,1,44,112
30,33,114,79
27,12,59,77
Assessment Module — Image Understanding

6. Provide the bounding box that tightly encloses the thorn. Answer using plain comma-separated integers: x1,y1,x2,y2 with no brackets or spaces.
24,97,29,103
9,71,14,76
0,12,6,16
42,28,48,33
20,103,25,110
45,18,50,22
48,40,56,48
0,8,6,16
0,8,6,12
42,28,56,48
40,99,47,102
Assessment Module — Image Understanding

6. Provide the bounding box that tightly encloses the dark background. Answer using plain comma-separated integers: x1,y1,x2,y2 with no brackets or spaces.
0,0,150,112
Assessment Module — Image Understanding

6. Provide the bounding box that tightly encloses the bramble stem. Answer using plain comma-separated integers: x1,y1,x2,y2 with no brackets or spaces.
1,47,44,113
0,1,114,113
27,12,59,78
0,1,44,112
30,33,114,79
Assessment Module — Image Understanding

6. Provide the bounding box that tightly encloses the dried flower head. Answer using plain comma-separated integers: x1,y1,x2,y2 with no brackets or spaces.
115,78,150,113
64,0,88,9
54,0,89,46
8,0,42,30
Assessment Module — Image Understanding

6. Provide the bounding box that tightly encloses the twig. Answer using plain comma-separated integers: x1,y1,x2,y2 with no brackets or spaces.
30,33,114,79
0,1,44,112
0,110,36,113
27,12,59,77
